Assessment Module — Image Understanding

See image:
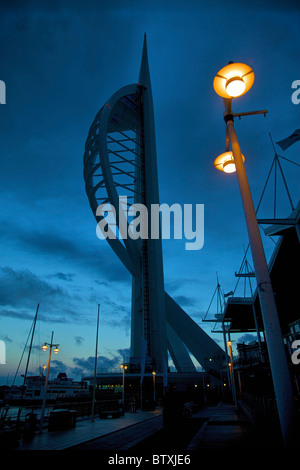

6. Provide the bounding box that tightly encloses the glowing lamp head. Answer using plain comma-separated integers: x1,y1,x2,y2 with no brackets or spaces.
213,62,254,98
223,159,236,174
214,151,245,174
53,347,60,354
225,76,246,97
42,344,48,352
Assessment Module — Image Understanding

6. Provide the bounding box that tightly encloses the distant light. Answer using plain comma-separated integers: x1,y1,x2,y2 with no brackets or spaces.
226,76,246,97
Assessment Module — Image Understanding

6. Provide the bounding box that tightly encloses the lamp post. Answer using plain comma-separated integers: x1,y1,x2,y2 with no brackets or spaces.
152,371,156,403
39,331,59,432
227,341,237,409
120,363,128,406
213,62,295,446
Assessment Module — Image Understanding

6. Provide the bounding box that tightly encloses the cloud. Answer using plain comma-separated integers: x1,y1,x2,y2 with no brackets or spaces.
73,353,122,375
0,218,130,284
117,348,130,361
71,347,130,376
0,267,67,307
0,266,83,323
48,359,79,380
237,333,257,344
173,294,197,308
94,280,110,287
74,336,84,346
23,346,130,381
165,278,201,294
96,297,131,335
48,272,76,282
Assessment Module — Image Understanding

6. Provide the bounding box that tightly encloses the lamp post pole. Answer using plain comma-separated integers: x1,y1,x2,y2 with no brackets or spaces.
227,341,237,409
152,371,156,403
223,103,295,446
121,364,127,406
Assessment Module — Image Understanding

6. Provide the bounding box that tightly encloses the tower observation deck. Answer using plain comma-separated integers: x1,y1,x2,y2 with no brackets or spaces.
83,36,225,376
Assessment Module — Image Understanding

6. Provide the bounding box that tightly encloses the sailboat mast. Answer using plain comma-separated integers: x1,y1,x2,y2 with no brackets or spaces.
16,303,40,429
23,303,40,385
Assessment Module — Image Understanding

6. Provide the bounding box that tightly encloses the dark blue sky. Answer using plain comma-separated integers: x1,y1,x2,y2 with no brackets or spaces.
0,0,299,384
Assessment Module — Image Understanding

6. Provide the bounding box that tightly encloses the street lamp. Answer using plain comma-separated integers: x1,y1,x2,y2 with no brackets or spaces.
39,331,60,432
227,341,237,409
152,371,156,403
120,363,128,406
214,151,245,174
213,62,295,446
213,62,254,99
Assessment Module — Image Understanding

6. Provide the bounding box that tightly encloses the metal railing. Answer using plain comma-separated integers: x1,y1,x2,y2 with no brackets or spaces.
240,392,279,425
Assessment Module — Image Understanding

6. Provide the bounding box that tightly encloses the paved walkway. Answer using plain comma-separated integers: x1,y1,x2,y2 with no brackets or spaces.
18,409,162,451
187,401,267,450
17,402,278,451
72,414,164,450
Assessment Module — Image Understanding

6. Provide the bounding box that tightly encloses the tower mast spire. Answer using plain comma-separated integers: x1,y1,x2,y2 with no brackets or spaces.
139,33,151,88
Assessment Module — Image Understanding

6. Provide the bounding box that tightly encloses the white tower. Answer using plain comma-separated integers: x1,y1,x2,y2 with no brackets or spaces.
84,36,225,375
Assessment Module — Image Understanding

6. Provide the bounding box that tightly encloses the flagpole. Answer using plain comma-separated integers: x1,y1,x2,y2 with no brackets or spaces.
92,304,100,422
